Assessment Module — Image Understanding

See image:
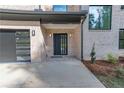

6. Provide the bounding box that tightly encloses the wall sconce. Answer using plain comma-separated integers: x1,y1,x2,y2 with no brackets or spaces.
69,34,72,37
49,34,52,37
32,30,35,36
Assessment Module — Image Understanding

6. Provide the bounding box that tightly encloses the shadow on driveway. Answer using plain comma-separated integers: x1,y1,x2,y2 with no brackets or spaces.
0,58,105,88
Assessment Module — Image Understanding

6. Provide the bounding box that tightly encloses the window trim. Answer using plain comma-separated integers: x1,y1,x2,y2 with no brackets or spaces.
52,5,67,12
89,5,112,30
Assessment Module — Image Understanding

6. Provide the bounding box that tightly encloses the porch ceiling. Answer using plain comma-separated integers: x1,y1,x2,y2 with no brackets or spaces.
0,9,87,23
42,24,80,29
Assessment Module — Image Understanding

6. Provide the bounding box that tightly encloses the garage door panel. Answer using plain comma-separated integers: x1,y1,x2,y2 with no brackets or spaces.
0,31,16,62
16,31,30,62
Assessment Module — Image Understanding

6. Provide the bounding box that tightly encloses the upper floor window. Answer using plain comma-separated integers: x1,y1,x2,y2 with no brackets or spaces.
53,5,67,12
89,6,112,30
121,5,124,9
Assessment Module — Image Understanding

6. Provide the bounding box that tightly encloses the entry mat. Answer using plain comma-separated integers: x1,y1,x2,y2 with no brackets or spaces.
51,56,63,58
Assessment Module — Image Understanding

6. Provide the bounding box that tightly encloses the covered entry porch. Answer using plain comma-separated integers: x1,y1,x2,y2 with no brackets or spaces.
0,9,87,62
41,24,82,59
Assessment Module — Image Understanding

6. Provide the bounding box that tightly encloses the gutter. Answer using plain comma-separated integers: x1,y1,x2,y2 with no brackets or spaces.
0,9,88,16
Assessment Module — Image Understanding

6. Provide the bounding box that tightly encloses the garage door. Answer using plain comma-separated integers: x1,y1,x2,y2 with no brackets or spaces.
0,29,30,62
0,30,16,62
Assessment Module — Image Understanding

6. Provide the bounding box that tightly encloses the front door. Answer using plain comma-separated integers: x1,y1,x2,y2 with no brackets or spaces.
53,33,68,55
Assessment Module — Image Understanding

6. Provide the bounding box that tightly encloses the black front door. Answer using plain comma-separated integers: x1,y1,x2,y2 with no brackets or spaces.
53,33,68,55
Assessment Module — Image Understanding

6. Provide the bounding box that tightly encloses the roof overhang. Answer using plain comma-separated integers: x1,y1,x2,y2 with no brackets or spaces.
0,9,87,24
42,24,80,29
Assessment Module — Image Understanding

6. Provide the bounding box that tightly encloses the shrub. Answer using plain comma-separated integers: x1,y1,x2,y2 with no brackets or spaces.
106,53,118,64
115,67,124,78
90,42,96,64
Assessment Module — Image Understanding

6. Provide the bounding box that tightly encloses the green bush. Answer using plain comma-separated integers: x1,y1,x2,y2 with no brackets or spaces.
115,67,124,78
106,53,118,64
90,43,96,64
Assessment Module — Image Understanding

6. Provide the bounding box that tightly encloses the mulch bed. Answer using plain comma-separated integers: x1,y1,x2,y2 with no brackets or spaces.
83,60,124,77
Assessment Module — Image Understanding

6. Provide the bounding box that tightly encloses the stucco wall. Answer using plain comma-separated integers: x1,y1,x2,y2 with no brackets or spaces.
73,25,81,59
83,5,122,60
0,20,47,62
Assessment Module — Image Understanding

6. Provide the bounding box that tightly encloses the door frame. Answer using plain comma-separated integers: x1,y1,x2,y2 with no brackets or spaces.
53,33,68,55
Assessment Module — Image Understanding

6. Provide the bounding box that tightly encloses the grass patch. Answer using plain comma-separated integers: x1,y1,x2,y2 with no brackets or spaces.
96,75,124,88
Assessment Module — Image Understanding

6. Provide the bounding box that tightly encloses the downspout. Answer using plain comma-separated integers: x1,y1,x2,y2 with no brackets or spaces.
81,16,86,61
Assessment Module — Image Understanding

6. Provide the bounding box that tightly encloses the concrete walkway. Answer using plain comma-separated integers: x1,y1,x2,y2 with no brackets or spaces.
0,58,105,88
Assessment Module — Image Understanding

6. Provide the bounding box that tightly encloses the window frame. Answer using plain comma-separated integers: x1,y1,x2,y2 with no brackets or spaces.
52,5,67,12
89,5,112,30
121,5,124,10
119,29,124,49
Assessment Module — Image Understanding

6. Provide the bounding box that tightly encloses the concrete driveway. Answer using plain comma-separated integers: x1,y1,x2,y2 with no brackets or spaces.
0,58,105,88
